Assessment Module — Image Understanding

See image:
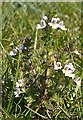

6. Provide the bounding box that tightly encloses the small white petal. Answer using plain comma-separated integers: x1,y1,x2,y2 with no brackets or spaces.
60,26,67,31
9,49,17,56
36,24,41,29
69,74,75,79
48,22,52,27
43,16,48,20
74,49,79,55
15,94,20,98
74,77,81,86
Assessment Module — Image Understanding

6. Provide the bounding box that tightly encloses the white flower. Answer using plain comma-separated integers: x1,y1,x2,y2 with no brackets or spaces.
62,63,75,79
48,17,60,29
43,15,48,21
48,17,67,30
36,19,46,30
16,79,23,88
14,87,21,98
74,77,81,87
54,61,62,70
9,49,17,56
74,49,79,55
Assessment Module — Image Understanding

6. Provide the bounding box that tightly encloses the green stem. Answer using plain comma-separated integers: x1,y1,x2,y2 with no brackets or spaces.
0,106,11,118
34,29,38,50
56,102,70,119
55,110,62,118
25,106,48,119
7,53,20,113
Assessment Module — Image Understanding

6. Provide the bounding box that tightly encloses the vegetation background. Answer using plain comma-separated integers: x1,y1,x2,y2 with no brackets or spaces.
1,2,83,120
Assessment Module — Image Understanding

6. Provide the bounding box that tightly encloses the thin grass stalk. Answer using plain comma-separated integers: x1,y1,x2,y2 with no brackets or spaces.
7,53,20,113
25,106,48,119
34,29,38,50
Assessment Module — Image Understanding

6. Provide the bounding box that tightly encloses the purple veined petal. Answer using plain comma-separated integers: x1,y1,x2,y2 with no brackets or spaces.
68,63,75,72
59,21,64,26
51,18,57,23
58,21,67,30
51,17,60,23
64,63,75,72
36,19,46,29
40,20,46,26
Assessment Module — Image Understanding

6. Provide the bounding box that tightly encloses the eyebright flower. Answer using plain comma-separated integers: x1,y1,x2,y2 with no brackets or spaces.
14,87,21,98
36,19,46,30
48,17,60,29
16,79,23,88
14,87,26,98
54,61,62,70
14,79,26,97
74,77,81,87
62,63,75,79
74,49,79,55
48,17,67,30
9,49,17,56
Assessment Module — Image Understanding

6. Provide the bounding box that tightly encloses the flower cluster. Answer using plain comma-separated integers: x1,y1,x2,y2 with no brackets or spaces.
48,17,67,30
54,58,75,79
54,57,81,88
36,15,67,31
14,79,26,97
54,60,81,87
13,15,81,98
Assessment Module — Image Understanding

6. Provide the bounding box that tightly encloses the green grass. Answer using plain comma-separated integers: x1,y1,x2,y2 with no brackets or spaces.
1,2,83,120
